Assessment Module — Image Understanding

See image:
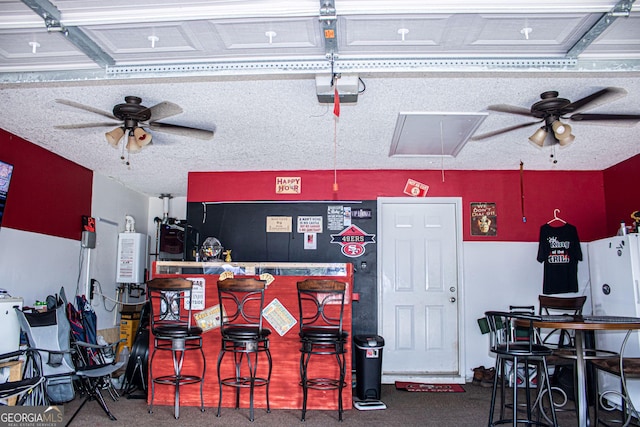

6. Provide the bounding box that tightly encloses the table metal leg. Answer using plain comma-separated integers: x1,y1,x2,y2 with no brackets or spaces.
575,331,590,427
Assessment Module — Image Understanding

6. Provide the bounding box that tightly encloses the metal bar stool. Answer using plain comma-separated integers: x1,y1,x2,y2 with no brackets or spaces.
296,279,348,422
485,310,558,427
216,277,272,422
147,278,205,419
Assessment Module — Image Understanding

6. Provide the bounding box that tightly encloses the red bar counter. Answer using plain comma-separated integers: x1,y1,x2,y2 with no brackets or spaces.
148,261,353,412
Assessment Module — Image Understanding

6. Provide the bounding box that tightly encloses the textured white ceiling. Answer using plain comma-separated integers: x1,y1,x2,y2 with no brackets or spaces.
1,73,639,197
1,1,639,197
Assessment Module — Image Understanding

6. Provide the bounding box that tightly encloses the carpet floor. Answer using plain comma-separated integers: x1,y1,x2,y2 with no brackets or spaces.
58,382,600,427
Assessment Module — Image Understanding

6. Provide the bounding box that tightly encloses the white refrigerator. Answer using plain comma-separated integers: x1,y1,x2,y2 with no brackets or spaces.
589,234,640,408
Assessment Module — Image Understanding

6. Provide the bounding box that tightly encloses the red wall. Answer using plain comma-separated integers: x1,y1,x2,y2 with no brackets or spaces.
0,129,92,240
188,169,608,242
5,123,634,244
603,154,640,237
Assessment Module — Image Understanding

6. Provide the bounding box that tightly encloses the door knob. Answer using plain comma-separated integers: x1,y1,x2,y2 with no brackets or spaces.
450,297,456,303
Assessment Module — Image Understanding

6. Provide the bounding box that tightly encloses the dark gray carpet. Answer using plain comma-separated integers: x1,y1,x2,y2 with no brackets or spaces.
59,383,590,426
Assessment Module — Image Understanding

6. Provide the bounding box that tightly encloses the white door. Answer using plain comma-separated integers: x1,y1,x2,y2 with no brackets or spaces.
377,197,464,383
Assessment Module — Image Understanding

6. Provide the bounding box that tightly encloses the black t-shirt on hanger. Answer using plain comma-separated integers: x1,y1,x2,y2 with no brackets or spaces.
537,223,583,294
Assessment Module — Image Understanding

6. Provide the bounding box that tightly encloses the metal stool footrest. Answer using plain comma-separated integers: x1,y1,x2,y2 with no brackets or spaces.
221,376,269,388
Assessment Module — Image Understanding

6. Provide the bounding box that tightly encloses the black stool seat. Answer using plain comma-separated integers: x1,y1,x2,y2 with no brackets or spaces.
493,343,553,357
154,325,203,338
224,326,271,341
301,327,348,340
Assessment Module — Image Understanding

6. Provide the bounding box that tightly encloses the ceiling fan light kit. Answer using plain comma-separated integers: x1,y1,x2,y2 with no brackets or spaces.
557,133,576,147
473,87,640,149
552,121,575,147
133,127,152,146
55,96,215,161
528,127,547,148
126,131,143,153
105,127,125,147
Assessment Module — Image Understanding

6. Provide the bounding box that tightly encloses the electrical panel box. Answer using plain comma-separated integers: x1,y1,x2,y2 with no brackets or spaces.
116,232,147,283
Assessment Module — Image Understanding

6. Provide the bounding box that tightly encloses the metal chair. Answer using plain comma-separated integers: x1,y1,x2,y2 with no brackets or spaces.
216,277,272,422
296,279,348,422
147,277,205,419
16,301,124,424
591,329,640,426
0,348,46,406
485,310,558,427
536,295,587,418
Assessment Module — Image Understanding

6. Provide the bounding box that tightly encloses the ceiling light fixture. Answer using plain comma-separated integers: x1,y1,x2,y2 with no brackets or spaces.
106,125,152,166
552,120,575,147
105,127,125,147
528,127,547,148
528,118,575,148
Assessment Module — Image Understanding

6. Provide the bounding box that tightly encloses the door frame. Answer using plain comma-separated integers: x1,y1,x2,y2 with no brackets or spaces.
376,197,465,383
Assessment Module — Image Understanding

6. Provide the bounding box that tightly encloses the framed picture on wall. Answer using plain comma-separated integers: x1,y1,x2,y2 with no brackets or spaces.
471,202,497,236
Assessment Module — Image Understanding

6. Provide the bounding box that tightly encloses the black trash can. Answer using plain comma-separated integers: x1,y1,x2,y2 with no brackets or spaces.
354,335,385,400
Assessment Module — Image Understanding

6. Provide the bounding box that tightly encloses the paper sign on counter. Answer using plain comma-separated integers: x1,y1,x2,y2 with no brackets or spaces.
262,298,296,336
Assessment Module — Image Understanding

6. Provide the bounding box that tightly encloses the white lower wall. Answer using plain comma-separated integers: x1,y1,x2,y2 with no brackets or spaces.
463,241,592,380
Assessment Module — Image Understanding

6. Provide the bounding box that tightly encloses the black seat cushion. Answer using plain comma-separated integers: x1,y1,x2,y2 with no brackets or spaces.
154,324,203,338
300,327,348,342
494,342,553,357
223,325,271,341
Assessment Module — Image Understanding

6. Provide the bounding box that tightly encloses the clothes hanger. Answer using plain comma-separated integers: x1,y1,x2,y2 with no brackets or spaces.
547,209,567,225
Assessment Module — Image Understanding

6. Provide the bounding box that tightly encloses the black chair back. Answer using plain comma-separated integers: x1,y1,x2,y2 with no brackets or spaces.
147,278,198,335
217,278,268,337
297,279,346,339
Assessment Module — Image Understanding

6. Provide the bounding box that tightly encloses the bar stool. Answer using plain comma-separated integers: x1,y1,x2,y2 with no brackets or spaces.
485,310,558,427
296,279,348,421
592,329,640,426
147,278,205,419
216,277,272,422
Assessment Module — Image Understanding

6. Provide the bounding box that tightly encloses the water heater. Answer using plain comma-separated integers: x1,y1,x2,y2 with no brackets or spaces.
116,232,147,283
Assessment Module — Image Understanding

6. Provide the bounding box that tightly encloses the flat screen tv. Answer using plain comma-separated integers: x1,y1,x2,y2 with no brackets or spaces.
0,159,14,228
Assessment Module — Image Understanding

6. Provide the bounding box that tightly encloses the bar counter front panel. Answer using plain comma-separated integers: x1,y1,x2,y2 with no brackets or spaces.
149,261,353,411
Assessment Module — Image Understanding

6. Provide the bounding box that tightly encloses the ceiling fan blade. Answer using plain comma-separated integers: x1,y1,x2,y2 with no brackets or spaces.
55,99,116,120
148,101,183,122
569,113,640,127
471,120,542,141
148,122,215,140
486,104,533,117
564,87,627,113
54,122,119,129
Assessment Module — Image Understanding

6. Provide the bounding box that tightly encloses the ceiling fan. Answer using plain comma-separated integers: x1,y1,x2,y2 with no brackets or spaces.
54,96,215,159
471,87,640,147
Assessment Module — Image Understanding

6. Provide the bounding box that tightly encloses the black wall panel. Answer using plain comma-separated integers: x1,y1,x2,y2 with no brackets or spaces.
186,201,378,337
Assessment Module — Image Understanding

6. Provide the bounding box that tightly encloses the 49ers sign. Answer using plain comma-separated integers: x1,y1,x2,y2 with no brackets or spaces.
330,225,376,258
